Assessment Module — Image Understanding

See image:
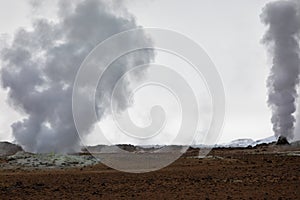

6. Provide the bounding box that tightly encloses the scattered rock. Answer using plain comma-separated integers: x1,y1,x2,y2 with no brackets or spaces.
1,151,99,169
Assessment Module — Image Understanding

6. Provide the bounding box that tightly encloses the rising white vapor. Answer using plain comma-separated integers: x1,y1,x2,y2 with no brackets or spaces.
261,0,300,140
0,0,154,153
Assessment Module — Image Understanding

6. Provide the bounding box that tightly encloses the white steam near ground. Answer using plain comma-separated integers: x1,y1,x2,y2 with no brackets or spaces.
261,0,300,141
0,0,154,153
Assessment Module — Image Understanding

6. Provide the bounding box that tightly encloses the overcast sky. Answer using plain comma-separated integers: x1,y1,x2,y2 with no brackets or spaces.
0,0,280,145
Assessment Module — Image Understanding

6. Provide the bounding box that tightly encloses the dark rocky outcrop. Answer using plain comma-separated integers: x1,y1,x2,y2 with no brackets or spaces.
0,142,23,157
276,136,290,145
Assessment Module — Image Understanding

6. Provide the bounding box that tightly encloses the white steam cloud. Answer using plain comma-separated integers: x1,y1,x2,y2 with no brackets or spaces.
261,0,300,140
0,0,154,153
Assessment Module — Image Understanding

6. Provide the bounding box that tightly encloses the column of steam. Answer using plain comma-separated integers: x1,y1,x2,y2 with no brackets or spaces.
261,0,300,144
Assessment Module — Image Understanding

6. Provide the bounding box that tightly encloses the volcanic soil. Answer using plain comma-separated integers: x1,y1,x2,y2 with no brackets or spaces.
0,144,299,199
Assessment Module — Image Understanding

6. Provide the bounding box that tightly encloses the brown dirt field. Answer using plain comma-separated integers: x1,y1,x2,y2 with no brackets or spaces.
0,145,299,199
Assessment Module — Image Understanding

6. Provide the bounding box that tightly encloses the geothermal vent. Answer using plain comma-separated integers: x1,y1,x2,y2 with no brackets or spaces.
261,0,300,145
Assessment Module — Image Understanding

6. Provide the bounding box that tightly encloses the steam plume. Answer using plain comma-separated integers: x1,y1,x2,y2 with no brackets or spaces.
261,0,300,140
0,0,153,153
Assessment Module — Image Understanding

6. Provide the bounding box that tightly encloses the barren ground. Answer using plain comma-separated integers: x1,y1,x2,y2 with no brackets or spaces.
0,144,299,199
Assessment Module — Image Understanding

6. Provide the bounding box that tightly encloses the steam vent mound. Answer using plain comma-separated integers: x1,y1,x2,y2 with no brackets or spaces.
276,136,290,145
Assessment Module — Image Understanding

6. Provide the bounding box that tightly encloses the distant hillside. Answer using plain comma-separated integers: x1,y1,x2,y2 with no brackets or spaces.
220,136,276,148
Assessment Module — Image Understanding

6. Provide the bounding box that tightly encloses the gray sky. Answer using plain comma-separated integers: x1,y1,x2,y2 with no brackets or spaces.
0,0,278,145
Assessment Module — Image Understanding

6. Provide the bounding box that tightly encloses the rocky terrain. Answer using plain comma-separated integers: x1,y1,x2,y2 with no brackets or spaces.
1,151,98,169
0,142,22,157
0,142,99,169
0,141,299,199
